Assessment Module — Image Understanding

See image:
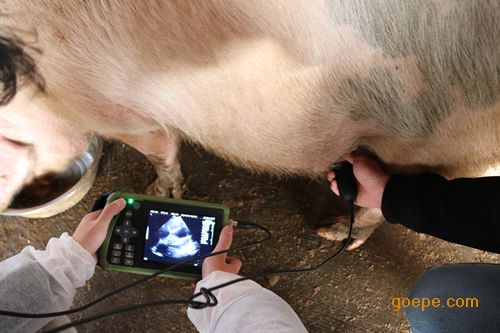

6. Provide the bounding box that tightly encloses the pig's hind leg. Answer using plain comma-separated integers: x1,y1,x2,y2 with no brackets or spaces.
316,207,384,250
119,131,183,198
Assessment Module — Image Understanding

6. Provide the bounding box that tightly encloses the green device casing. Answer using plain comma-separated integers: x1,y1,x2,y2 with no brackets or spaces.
98,191,230,280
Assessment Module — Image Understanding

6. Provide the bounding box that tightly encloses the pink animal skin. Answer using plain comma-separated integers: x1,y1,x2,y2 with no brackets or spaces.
1,1,499,248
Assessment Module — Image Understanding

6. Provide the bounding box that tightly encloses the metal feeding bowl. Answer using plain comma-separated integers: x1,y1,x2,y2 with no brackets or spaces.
1,136,103,218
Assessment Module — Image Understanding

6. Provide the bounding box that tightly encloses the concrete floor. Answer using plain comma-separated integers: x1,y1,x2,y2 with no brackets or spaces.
1,142,499,332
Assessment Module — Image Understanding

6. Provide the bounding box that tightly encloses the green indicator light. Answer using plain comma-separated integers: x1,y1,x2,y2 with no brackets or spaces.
127,198,134,205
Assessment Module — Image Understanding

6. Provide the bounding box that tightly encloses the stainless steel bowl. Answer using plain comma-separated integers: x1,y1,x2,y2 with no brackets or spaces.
1,136,103,218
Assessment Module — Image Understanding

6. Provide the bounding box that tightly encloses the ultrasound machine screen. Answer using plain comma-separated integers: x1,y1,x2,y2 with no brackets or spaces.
143,210,216,267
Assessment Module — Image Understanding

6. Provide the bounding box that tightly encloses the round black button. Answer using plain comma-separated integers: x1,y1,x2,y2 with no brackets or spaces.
121,227,131,236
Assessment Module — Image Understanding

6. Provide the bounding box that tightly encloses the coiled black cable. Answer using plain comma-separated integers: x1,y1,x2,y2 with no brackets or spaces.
0,202,354,333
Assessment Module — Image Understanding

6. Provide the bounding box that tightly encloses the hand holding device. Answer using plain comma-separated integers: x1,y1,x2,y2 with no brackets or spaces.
97,192,230,280
4,191,347,331
202,225,242,278
73,198,126,257
328,154,390,208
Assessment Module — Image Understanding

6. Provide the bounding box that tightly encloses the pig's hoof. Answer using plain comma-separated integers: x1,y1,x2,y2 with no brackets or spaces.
316,216,367,250
146,179,183,198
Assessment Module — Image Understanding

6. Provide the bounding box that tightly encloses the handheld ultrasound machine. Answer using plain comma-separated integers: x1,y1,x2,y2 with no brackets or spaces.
0,162,358,333
98,192,230,280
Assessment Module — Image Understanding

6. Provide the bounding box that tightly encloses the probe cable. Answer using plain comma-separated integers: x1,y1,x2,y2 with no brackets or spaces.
0,221,272,319
200,202,354,296
1,202,354,333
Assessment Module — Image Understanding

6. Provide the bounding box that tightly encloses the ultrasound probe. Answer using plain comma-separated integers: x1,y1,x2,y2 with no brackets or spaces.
333,161,358,203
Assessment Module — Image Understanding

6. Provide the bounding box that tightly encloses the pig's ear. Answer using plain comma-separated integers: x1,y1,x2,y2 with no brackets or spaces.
0,35,45,105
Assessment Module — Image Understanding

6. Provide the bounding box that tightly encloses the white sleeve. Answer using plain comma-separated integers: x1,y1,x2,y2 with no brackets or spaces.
187,271,308,333
0,232,96,333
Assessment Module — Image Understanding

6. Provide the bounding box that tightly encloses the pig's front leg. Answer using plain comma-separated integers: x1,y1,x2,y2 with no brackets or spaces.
119,131,183,198
316,207,384,250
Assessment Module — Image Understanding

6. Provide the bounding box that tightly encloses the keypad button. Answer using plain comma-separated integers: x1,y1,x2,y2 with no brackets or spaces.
114,227,122,235
124,251,134,259
125,245,134,251
123,219,132,227
110,257,120,264
131,229,138,237
112,243,123,250
122,236,130,244
111,250,121,257
133,202,141,210
125,210,133,218
121,227,131,236
124,258,134,266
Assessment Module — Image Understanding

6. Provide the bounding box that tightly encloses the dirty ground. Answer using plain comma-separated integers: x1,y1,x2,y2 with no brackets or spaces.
1,142,498,332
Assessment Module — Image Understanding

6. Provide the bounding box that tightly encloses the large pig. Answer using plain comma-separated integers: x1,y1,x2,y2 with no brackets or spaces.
1,1,499,249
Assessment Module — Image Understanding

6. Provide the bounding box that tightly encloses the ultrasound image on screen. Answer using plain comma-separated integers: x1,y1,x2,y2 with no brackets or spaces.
143,210,216,266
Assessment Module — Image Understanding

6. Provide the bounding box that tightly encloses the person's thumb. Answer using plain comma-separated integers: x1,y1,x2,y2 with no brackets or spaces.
95,199,126,230
213,225,233,253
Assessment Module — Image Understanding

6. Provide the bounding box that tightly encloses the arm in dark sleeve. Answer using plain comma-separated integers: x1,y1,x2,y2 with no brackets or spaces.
381,174,500,254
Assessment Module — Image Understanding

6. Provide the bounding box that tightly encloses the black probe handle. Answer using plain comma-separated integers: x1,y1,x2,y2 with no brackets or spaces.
334,161,358,202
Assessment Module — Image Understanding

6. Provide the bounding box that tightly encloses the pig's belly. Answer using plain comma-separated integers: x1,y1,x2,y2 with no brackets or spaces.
143,80,354,176
135,42,361,175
